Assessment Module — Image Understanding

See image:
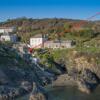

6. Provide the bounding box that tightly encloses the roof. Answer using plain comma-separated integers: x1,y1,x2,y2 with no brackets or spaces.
0,27,15,29
1,33,9,35
44,40,72,44
1,33,16,36
31,34,43,38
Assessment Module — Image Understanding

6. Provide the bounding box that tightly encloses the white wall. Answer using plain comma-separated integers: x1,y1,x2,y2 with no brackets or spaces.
0,34,17,42
0,35,11,41
0,29,5,33
0,27,15,33
30,38,43,48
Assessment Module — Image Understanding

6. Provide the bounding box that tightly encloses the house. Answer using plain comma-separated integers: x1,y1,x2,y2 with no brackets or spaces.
0,26,17,42
0,33,17,42
44,40,74,49
30,34,75,49
30,34,47,48
0,27,16,34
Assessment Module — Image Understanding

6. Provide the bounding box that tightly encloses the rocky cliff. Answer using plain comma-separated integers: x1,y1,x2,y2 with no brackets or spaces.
0,43,100,100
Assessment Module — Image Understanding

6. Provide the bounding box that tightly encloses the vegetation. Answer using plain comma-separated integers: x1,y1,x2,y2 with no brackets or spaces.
0,18,100,70
0,18,100,43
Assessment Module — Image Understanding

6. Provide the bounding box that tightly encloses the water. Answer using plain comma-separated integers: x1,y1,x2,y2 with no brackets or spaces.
47,86,100,100
17,86,100,100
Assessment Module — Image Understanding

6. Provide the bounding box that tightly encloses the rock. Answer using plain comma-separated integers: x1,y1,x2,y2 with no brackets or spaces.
52,74,77,87
77,80,91,94
21,81,32,92
29,92,46,100
29,82,47,100
82,69,100,84
77,79,98,94
0,70,9,85
0,86,21,100
8,88,20,99
77,69,100,93
68,68,79,80
0,94,9,100
53,68,100,93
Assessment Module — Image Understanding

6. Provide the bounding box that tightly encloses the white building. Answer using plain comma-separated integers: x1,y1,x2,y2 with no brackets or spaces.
0,27,16,34
0,34,17,42
30,34,75,49
30,34,46,48
44,40,73,49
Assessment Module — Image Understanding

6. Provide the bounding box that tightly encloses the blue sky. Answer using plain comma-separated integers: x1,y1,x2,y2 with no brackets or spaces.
0,0,100,21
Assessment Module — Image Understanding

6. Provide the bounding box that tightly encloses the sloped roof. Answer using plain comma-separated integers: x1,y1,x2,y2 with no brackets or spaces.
0,27,15,29
31,34,43,38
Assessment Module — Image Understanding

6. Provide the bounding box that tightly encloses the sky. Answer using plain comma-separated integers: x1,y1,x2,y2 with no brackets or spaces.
0,0,100,22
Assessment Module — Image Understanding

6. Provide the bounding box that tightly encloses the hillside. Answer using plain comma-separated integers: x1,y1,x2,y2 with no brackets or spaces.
0,18,100,43
0,43,56,100
0,18,100,99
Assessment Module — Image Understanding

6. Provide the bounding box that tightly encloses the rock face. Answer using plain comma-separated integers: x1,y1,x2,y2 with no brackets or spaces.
67,51,100,78
52,74,77,87
0,83,35,100
21,81,33,92
52,68,100,93
77,80,91,93
30,92,46,100
64,51,100,93
0,44,100,99
81,69,100,84
77,69,100,93
0,67,36,99
29,82,47,100
0,70,9,85
0,86,20,100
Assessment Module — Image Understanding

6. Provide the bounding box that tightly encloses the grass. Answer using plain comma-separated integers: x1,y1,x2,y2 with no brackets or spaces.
51,49,69,60
75,45,100,53
61,33,91,41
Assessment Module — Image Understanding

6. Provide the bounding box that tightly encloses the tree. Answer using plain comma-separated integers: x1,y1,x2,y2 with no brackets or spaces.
64,23,72,33
78,28,94,38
